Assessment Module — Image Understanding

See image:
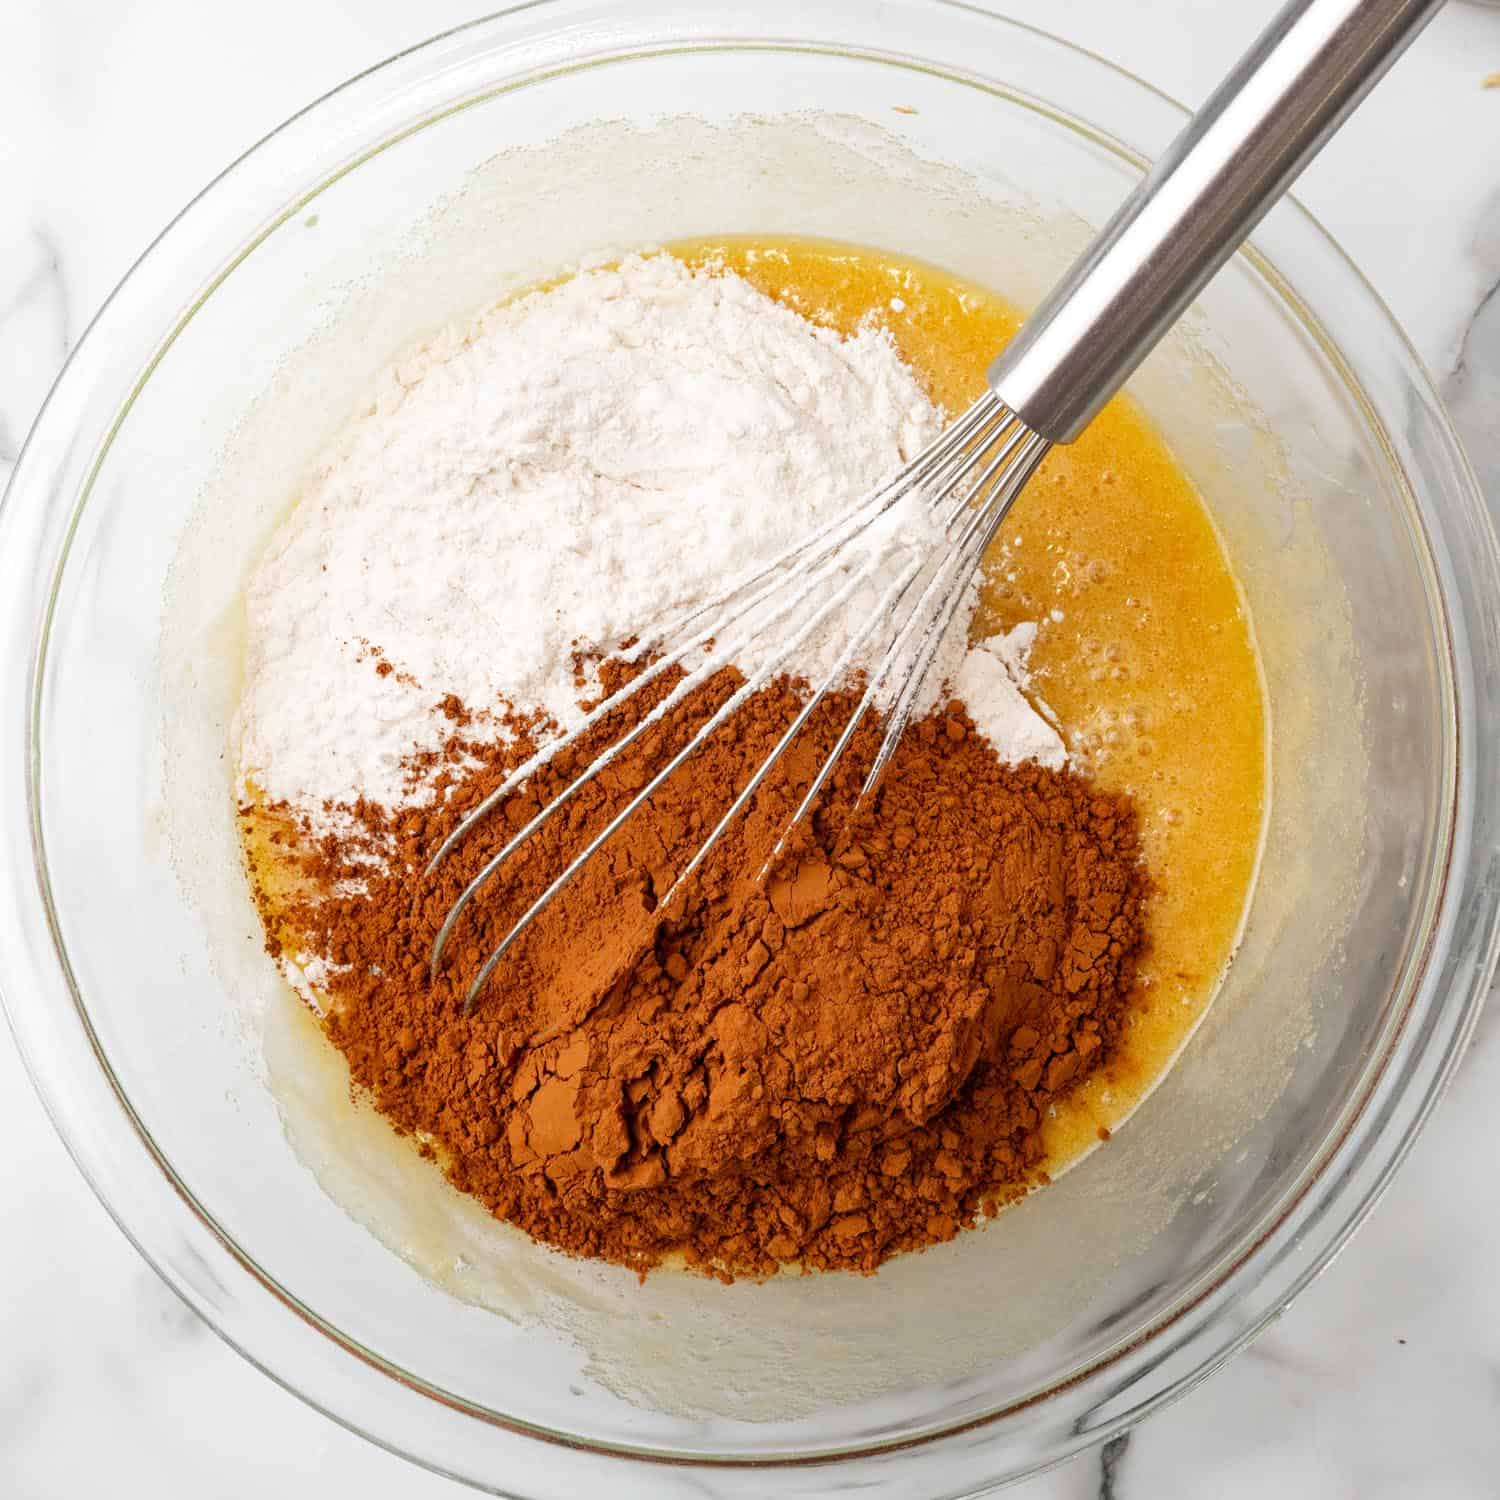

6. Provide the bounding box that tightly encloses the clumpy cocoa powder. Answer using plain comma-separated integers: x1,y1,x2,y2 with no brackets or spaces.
250,661,1146,1280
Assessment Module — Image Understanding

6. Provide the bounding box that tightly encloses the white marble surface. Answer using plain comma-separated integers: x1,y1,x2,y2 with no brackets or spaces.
3,1,1499,1495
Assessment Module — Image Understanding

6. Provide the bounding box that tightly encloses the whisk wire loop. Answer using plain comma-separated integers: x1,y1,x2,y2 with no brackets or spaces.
762,427,1049,875
858,432,1050,801
431,396,1050,1008
423,392,1009,879
455,549,905,1007
430,522,894,977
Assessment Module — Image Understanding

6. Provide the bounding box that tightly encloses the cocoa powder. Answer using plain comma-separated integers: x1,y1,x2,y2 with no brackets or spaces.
250,661,1146,1280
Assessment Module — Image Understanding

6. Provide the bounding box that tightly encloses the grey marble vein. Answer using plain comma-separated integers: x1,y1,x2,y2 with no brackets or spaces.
1,228,72,357
0,224,73,481
1097,1432,1130,1500
1441,188,1500,505
1241,1331,1334,1378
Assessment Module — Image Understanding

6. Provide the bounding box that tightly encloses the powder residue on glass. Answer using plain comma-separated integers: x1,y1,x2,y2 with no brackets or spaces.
236,238,1265,1279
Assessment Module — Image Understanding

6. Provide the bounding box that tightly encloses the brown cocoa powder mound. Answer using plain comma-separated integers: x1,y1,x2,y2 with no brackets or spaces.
257,663,1147,1280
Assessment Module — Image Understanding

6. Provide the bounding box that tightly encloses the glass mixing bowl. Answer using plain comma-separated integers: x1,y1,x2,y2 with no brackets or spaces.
2,3,1498,1494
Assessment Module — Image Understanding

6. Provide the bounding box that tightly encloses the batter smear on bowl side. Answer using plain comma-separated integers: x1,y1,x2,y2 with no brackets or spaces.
236,240,1265,1279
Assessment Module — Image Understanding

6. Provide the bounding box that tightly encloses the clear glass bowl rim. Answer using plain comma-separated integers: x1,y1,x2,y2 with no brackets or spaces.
2,1,1498,1493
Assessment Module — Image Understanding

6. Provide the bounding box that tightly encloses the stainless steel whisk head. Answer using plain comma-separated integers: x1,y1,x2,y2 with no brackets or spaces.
428,392,1050,1009
426,0,1443,1007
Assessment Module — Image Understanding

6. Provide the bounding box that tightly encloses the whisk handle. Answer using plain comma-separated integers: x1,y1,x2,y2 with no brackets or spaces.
987,0,1444,444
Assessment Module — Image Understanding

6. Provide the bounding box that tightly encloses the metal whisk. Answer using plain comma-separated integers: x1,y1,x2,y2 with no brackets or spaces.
430,0,1441,1008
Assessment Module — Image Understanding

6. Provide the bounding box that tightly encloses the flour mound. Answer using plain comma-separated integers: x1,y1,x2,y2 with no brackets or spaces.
237,254,1062,823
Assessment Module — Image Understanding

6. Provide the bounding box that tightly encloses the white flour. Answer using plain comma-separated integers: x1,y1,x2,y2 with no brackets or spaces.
237,254,1063,822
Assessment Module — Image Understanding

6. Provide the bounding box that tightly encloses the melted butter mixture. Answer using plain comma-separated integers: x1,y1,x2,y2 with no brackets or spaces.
674,236,1267,1169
